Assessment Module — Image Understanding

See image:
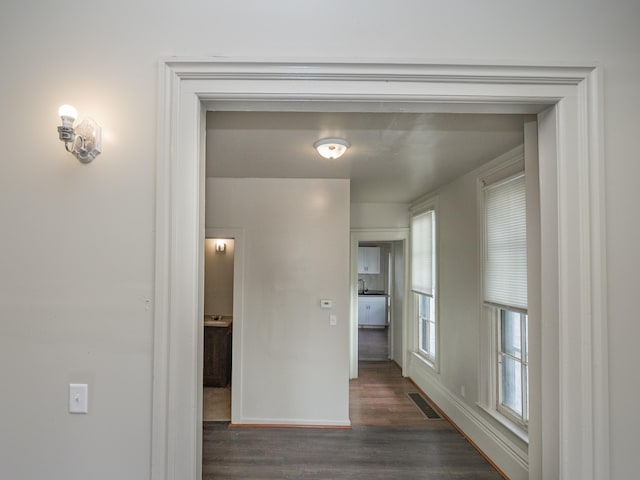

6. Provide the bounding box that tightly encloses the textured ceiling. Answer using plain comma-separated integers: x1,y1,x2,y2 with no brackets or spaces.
206,111,524,203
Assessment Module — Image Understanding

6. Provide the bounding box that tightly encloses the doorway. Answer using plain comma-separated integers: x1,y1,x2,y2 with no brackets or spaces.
154,60,608,480
350,231,408,379
203,227,245,429
202,238,234,421
357,242,394,362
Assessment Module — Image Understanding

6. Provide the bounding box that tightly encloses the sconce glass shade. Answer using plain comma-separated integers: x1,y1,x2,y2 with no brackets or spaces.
313,138,350,159
215,240,226,252
58,104,78,126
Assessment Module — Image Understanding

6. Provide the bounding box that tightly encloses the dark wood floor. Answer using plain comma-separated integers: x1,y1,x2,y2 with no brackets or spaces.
350,361,450,428
358,327,388,361
202,361,504,479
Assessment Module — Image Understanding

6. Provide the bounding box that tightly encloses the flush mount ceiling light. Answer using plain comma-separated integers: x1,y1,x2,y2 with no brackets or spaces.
57,104,102,163
313,137,350,159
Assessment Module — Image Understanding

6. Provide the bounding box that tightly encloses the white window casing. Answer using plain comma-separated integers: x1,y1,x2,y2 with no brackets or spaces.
477,152,530,440
410,202,438,368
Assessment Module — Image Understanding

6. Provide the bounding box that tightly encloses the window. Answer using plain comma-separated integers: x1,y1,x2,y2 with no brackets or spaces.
498,309,528,424
482,172,529,429
411,209,436,363
418,293,436,357
484,173,527,312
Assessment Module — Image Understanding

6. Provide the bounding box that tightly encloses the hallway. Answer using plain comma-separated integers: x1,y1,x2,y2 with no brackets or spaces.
349,361,450,428
358,327,389,362
202,362,504,479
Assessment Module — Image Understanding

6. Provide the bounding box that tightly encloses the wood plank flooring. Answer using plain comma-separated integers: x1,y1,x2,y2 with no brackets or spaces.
202,361,504,479
203,387,231,421
350,361,449,428
358,327,388,361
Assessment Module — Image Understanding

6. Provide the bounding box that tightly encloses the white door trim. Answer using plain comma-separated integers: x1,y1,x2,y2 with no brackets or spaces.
350,228,409,379
153,59,608,480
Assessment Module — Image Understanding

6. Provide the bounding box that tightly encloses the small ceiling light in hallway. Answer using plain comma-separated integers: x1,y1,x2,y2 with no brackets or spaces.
313,137,350,159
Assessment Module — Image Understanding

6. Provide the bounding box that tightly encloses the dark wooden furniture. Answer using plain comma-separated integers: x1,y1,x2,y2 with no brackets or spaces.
203,324,232,387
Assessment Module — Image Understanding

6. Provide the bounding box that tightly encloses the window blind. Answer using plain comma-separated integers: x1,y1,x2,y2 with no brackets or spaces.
411,210,434,296
484,174,527,312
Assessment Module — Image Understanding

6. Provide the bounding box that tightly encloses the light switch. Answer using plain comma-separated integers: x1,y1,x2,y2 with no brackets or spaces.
330,314,337,326
69,384,88,414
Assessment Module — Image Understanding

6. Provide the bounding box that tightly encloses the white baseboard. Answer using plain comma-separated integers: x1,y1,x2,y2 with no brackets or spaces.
407,354,528,480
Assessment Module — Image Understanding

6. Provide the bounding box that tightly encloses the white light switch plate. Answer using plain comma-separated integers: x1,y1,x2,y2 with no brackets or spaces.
69,384,88,414
330,314,337,326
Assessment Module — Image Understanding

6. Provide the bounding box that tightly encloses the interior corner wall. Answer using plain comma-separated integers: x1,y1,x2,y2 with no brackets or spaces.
392,241,405,366
350,202,410,229
205,178,351,425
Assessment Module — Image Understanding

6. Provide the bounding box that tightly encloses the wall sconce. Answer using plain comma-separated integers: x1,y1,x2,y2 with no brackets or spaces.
57,104,102,163
313,137,350,159
215,240,226,253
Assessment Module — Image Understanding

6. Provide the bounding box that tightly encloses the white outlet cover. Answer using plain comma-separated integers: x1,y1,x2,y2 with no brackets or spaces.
69,384,88,414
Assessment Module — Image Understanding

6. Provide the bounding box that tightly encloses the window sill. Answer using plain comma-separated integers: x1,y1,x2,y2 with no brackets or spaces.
410,350,438,373
476,403,529,444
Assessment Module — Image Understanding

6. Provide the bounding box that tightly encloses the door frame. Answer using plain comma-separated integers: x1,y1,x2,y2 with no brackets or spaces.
204,227,244,425
350,229,409,379
153,59,608,480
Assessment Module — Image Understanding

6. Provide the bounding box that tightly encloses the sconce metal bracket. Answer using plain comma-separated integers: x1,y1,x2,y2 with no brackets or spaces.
72,118,102,163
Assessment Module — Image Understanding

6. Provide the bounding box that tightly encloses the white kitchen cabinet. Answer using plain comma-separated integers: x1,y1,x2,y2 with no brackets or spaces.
358,296,387,326
358,246,380,274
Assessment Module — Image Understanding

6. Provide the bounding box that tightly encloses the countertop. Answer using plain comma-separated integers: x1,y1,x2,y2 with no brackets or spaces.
358,291,388,297
204,315,233,328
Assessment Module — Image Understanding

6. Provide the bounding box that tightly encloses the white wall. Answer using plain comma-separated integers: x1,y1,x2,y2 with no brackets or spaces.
1,1,639,478
407,150,530,479
351,202,410,229
206,178,350,425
